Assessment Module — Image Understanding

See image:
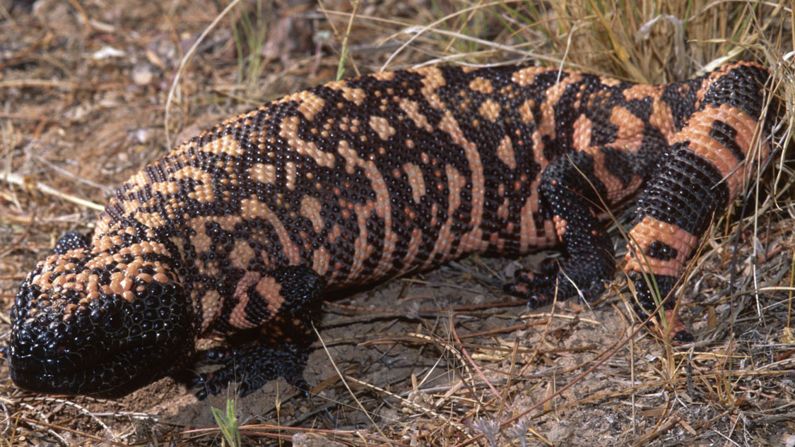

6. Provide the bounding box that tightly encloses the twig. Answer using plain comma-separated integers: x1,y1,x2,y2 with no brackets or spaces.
1,172,104,212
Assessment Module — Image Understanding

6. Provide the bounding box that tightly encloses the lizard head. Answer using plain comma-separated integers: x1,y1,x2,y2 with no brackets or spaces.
8,230,196,396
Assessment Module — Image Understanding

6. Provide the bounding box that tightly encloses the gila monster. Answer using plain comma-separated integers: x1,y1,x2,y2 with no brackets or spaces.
7,60,773,397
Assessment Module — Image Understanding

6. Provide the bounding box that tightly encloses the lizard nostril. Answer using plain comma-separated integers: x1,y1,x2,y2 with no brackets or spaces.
90,307,104,323
104,307,124,332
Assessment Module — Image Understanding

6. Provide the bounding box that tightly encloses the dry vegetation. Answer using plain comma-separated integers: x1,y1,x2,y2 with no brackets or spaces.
0,0,794,445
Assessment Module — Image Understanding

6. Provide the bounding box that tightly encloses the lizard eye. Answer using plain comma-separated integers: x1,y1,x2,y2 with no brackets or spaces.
103,305,125,332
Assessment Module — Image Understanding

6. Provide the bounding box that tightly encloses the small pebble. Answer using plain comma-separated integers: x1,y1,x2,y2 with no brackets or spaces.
132,63,154,86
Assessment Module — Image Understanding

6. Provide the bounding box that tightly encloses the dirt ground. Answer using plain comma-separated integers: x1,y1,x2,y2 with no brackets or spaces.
0,0,794,445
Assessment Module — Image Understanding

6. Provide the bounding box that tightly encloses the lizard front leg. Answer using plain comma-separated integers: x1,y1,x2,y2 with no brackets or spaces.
192,265,323,398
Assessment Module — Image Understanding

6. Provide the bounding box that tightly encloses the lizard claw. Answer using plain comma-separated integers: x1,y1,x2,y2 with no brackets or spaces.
191,343,309,399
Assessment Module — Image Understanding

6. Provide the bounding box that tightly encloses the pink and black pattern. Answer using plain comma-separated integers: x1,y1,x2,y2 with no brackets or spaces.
8,61,772,397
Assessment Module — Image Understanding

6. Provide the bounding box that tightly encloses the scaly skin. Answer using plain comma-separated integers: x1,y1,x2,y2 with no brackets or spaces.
8,61,772,397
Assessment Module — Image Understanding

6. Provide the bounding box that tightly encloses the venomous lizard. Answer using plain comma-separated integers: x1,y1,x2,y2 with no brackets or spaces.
7,60,773,397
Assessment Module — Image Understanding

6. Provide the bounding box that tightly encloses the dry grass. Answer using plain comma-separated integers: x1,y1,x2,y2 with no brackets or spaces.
0,0,793,445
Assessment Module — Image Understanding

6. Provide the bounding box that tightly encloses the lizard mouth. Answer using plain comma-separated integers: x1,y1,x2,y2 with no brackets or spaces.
8,338,193,397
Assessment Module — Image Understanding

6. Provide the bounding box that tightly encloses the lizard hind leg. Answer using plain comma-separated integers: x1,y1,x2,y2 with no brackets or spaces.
504,150,623,307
